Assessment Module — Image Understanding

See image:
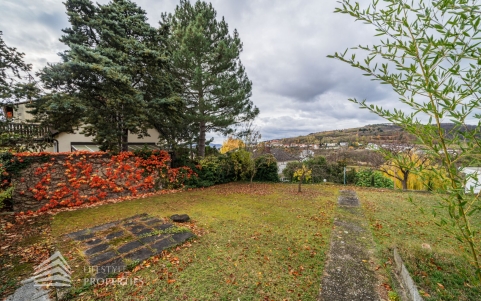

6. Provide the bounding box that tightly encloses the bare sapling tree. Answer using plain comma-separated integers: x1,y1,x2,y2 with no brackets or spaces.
330,0,481,284
377,143,429,190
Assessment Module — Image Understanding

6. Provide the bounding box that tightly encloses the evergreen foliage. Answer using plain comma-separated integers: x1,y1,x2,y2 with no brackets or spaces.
35,0,182,152
253,154,279,182
0,32,32,100
162,0,259,157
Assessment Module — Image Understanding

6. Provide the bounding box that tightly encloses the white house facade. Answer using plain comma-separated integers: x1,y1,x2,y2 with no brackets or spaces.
3,102,162,152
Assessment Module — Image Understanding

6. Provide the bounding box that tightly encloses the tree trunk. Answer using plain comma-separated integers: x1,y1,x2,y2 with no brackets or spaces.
121,128,129,152
298,172,304,193
401,171,409,190
198,121,206,157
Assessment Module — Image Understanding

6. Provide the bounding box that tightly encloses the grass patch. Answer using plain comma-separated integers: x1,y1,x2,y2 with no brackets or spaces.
356,188,481,301
0,214,54,298
50,183,337,300
108,234,134,247
139,227,190,239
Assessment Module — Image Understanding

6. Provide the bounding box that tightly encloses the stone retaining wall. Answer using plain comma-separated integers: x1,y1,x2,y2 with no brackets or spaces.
9,151,172,213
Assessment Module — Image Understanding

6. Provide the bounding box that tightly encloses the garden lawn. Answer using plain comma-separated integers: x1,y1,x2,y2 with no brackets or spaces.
51,183,337,300
356,188,481,301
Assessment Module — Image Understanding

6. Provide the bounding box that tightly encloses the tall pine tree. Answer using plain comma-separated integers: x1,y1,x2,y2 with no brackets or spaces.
37,0,181,152
162,0,259,157
0,31,32,103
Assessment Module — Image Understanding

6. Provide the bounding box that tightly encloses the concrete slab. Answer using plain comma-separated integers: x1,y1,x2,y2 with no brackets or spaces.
318,190,380,301
124,247,153,262
5,279,50,301
117,241,143,254
85,243,110,256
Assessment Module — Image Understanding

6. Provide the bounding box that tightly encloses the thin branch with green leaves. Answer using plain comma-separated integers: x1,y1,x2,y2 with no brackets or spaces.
329,0,481,285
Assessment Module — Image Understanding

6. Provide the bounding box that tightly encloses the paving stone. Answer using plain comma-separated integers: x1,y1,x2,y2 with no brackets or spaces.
94,257,126,279
172,232,194,243
129,225,147,234
117,241,143,254
89,251,117,266
67,229,89,240
170,214,190,222
106,231,125,240
85,238,105,246
133,228,154,237
143,218,163,226
139,234,170,245
85,243,110,256
123,213,148,222
153,223,173,231
122,221,137,227
124,247,154,262
150,238,176,253
338,190,359,207
75,233,95,241
88,221,119,233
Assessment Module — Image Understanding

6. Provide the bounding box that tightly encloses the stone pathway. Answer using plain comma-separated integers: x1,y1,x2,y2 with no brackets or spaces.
6,213,194,301
67,213,194,279
318,190,380,301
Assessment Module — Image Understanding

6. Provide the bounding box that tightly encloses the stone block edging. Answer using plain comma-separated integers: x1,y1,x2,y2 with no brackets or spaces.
393,247,424,301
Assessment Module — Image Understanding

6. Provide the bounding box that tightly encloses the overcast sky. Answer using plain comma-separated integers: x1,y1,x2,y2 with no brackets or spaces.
0,0,402,143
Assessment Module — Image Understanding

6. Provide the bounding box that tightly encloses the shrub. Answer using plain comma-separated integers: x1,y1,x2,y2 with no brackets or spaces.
282,161,302,182
355,169,394,189
186,154,235,188
253,154,279,182
282,157,356,184
229,149,252,181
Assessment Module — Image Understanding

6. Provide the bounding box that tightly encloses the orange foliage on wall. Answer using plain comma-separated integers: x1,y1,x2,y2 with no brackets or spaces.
11,151,194,214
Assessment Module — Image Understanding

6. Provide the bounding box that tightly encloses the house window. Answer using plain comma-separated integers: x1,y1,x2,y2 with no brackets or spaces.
4,106,13,119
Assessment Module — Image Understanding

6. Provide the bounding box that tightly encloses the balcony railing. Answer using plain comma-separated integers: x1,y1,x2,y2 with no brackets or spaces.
0,122,52,139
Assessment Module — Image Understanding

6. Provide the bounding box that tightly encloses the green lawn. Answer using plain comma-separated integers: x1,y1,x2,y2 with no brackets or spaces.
52,183,337,300
357,188,481,301
3,183,480,300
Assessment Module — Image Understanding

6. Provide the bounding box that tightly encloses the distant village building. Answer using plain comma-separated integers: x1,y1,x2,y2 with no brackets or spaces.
462,167,481,193
255,147,298,176
366,143,379,150
300,149,315,161
323,143,339,150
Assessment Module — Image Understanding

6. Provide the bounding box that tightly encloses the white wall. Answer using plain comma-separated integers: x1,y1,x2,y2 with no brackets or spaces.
55,127,161,152
12,103,36,122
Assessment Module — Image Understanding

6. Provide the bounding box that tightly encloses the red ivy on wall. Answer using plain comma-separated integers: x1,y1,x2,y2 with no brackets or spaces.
13,150,194,214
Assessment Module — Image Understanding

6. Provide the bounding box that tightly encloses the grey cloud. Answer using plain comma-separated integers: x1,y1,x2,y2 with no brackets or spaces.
38,12,69,32
1,0,403,144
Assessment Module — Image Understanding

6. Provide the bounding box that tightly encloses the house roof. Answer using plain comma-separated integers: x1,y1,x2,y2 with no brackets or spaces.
271,148,299,162
254,147,298,162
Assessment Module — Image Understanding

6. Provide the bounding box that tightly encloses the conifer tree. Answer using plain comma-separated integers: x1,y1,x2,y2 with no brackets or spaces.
0,31,32,102
37,0,181,152
162,0,259,157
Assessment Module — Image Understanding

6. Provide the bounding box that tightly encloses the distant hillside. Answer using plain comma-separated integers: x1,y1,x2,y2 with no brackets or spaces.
267,123,477,146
